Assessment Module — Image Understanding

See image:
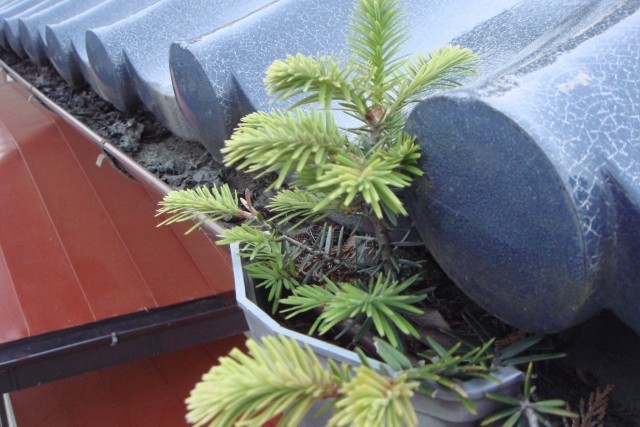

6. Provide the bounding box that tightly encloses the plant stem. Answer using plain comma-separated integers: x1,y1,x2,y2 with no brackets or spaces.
370,213,395,274
525,406,541,427
363,108,397,274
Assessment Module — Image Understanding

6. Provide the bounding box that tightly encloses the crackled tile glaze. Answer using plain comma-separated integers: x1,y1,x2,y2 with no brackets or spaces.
407,1,640,333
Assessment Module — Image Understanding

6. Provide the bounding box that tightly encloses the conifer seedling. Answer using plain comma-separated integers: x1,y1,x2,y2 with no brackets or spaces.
155,0,507,425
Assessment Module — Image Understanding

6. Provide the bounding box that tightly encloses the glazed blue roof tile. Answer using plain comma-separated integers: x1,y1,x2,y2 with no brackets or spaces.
46,0,160,87
0,0,62,58
18,0,109,66
84,0,274,139
405,1,640,333
0,0,47,48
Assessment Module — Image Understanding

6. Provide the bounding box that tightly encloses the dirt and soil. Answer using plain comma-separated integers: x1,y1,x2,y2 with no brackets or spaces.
1,48,638,426
0,49,266,195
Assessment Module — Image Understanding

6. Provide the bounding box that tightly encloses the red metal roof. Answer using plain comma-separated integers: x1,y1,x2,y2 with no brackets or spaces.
0,74,234,344
7,335,278,427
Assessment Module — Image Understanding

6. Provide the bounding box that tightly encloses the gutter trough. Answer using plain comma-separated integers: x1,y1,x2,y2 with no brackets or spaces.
0,59,245,402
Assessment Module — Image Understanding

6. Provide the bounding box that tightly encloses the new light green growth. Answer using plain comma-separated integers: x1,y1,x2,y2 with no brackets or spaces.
157,0,480,425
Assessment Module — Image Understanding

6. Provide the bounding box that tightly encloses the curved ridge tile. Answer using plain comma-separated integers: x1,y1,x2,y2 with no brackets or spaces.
19,0,108,66
170,0,352,158
84,0,276,121
122,49,197,140
3,0,60,57
406,2,640,333
169,43,229,155
45,0,159,87
169,0,519,159
1,0,56,52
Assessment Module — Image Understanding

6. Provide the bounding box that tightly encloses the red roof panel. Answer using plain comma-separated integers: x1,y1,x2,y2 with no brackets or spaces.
9,335,260,427
0,74,235,345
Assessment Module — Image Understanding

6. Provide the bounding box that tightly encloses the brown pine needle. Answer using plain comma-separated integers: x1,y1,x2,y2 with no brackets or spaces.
563,384,615,427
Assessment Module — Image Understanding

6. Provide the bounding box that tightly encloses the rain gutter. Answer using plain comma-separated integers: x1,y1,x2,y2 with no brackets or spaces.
0,296,243,394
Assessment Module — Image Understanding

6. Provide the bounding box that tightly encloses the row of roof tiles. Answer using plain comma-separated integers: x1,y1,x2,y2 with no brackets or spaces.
0,0,615,158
